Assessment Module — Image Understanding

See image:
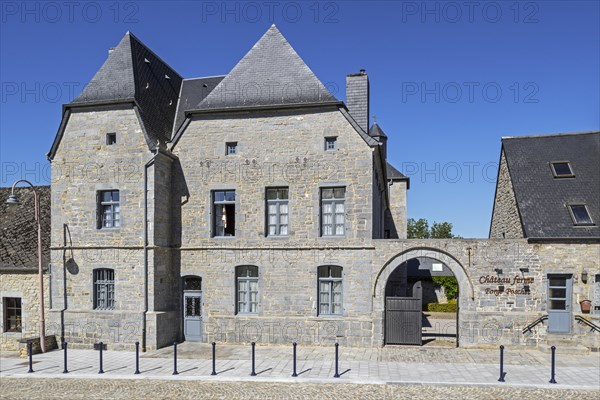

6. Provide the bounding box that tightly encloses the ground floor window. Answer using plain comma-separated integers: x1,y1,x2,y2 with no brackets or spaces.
93,269,115,310
236,266,259,314
318,266,343,315
3,297,22,332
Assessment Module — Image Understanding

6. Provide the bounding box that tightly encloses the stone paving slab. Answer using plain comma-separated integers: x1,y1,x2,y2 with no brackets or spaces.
1,344,598,391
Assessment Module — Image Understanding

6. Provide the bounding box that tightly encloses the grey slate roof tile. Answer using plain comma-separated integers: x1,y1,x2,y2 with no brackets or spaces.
71,32,183,147
195,25,338,110
502,131,600,238
0,186,50,271
173,76,224,134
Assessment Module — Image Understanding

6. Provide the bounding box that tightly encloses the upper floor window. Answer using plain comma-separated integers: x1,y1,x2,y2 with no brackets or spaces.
551,161,574,178
325,137,337,151
213,190,236,237
93,269,115,310
226,142,238,155
569,204,593,225
318,266,343,315
3,297,22,332
97,190,120,229
106,133,117,145
266,187,289,236
321,187,345,236
236,266,259,314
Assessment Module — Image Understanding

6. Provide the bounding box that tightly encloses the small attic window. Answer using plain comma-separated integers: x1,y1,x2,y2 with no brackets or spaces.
568,204,593,225
551,162,574,178
106,133,116,145
325,137,337,151
226,142,238,155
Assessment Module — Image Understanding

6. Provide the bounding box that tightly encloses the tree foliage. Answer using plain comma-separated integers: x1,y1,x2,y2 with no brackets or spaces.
432,276,459,300
407,218,461,239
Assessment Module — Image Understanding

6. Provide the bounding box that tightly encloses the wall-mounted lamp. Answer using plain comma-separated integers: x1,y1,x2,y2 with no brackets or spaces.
519,267,529,273
494,268,503,275
581,271,588,284
498,285,505,292
523,285,530,293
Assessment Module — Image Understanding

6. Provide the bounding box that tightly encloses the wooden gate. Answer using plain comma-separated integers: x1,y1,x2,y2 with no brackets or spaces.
385,282,422,345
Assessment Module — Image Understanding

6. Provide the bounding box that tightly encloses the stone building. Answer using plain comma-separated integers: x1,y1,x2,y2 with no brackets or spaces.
40,26,599,352
0,186,51,352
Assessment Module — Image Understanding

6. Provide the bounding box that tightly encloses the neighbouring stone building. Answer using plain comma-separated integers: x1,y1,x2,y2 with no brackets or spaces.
9,26,595,353
0,186,51,352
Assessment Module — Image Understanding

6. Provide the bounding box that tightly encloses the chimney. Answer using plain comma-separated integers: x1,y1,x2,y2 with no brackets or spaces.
346,69,369,132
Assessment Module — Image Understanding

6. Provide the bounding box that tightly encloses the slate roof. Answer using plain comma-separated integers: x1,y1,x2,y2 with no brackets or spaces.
60,32,183,151
0,186,51,271
173,76,224,133
502,131,600,239
369,122,388,139
194,25,338,110
386,162,409,187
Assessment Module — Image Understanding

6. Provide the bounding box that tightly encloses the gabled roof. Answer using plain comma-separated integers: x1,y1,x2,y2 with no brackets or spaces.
173,76,224,134
0,186,50,271
49,32,183,159
502,131,600,239
194,25,338,110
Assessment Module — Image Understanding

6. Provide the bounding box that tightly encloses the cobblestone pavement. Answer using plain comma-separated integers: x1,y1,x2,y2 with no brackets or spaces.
1,378,598,400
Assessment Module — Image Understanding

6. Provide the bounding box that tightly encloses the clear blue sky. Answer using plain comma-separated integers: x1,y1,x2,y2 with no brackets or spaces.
1,1,598,238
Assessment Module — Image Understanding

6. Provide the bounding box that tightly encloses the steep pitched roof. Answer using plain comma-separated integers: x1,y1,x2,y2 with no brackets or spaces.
502,131,600,239
0,186,51,271
195,25,338,110
369,122,388,139
49,32,183,158
173,76,224,134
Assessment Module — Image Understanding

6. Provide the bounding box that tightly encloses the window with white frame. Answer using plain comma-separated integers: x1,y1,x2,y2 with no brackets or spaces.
3,297,22,332
236,266,258,314
226,142,238,155
93,269,115,310
569,204,594,225
325,137,337,151
213,190,236,236
266,187,289,236
98,190,120,228
318,266,343,315
321,187,345,236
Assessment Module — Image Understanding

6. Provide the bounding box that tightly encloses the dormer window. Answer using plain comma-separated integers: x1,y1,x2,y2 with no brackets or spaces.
568,204,593,225
551,161,574,178
106,133,116,145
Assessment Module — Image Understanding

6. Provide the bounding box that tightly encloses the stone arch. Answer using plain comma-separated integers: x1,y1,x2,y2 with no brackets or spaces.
372,247,476,346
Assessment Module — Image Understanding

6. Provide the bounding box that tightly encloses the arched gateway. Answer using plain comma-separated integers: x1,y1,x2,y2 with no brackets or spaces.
373,248,475,346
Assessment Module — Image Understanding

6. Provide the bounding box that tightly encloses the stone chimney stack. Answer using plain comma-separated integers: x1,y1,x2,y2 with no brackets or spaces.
346,69,369,132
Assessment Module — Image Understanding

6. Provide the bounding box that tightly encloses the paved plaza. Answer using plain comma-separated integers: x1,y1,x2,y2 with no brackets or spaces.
1,342,598,398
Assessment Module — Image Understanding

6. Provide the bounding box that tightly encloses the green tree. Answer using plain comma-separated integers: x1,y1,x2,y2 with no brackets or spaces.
407,218,461,238
407,218,430,238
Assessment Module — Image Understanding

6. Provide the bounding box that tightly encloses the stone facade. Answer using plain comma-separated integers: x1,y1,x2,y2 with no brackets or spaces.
490,150,525,238
0,272,50,352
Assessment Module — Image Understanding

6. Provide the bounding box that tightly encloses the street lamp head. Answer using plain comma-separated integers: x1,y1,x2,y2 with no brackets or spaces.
6,194,20,205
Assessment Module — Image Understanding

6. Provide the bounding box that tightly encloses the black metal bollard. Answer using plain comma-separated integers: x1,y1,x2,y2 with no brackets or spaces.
134,341,140,375
498,345,505,382
211,342,217,376
333,342,340,378
62,342,69,374
27,341,34,373
292,342,298,377
250,342,256,376
549,346,557,384
98,342,104,374
172,341,178,375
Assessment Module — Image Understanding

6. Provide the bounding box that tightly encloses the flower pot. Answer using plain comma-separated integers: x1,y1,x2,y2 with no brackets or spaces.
580,300,592,314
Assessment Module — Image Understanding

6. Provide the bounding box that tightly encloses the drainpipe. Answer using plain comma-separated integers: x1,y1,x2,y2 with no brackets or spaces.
143,150,158,352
